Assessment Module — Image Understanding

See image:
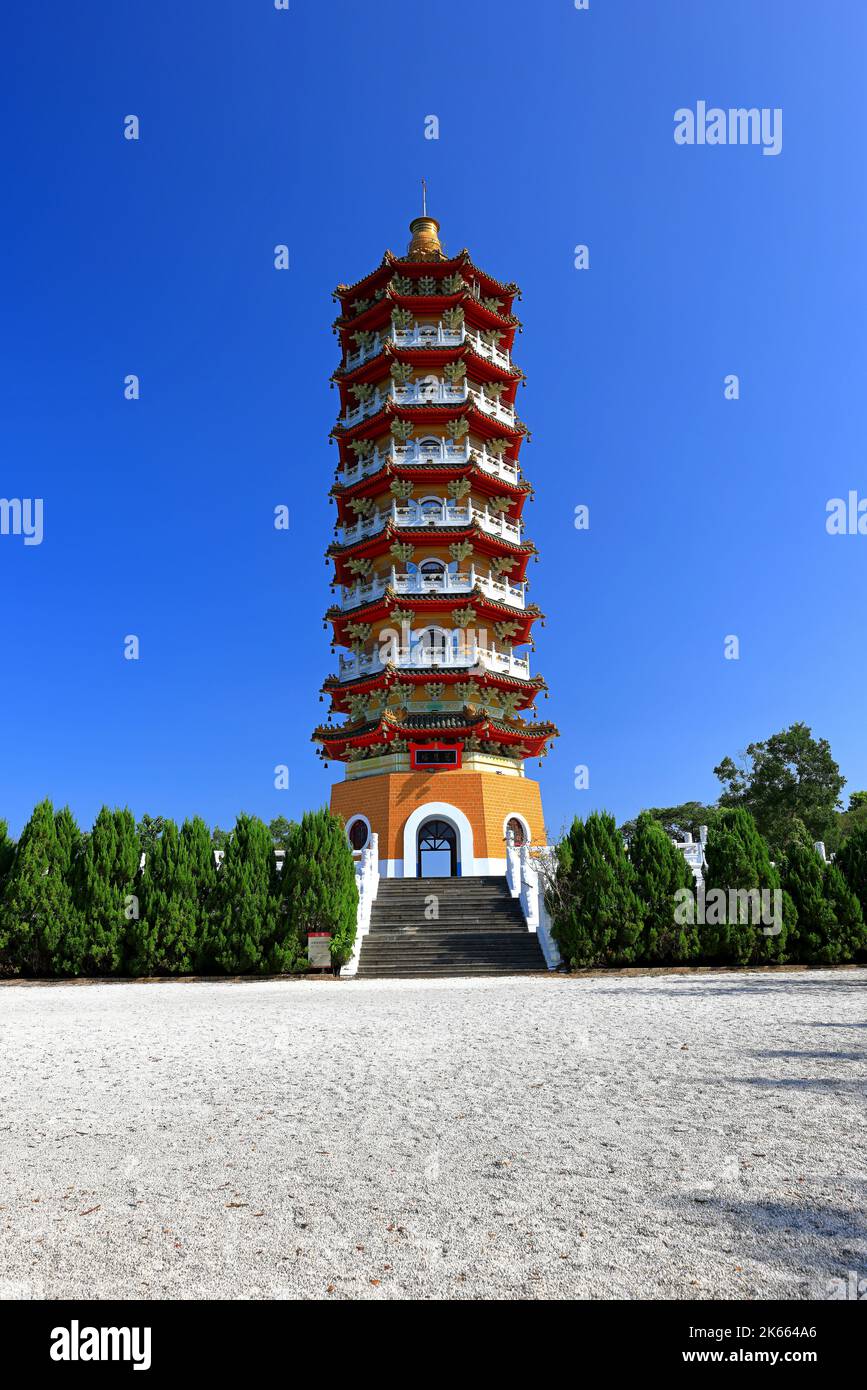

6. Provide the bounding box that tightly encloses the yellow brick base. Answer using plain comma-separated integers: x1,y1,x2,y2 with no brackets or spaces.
330,770,547,877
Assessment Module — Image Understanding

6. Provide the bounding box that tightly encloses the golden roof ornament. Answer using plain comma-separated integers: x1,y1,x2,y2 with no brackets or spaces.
406,177,445,261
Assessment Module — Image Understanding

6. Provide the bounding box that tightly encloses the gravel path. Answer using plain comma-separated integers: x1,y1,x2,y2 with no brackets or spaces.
0,970,864,1300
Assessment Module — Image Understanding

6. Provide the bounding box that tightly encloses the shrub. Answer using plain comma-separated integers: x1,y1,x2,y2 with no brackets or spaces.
0,801,79,976
282,808,357,967
628,811,700,962
836,823,867,924
702,808,794,964
66,807,140,976
548,812,643,968
205,814,282,974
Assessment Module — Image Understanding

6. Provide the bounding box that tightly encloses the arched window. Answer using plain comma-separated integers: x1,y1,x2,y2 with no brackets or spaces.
415,626,451,665
347,818,370,851
419,559,446,587
418,496,444,523
416,435,443,462
506,817,527,847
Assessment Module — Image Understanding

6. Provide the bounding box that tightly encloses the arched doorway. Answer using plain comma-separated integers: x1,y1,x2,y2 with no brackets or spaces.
417,818,457,877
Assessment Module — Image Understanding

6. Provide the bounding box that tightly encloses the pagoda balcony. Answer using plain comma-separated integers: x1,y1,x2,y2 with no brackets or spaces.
391,323,464,351
390,380,467,407
337,640,531,681
467,387,516,426
343,323,513,372
337,500,522,545
463,328,512,370
341,380,516,428
339,566,526,611
339,440,518,486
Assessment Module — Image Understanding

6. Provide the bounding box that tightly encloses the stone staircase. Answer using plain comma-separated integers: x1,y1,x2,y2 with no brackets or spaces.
355,875,547,978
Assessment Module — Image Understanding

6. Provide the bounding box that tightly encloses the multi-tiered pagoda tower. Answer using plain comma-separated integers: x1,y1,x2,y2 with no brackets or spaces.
313,210,558,878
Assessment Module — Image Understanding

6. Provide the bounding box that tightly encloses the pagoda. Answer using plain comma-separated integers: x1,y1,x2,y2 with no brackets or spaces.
313,206,558,878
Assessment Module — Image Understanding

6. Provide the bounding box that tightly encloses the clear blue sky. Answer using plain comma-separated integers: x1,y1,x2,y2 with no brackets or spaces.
2,1,865,840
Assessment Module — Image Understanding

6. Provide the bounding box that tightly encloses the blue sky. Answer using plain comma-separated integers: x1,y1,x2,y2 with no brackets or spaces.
1,0,865,839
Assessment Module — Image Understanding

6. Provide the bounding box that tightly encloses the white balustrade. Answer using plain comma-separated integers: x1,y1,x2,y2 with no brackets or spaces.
340,833,381,978
339,566,525,611
391,324,463,350
468,387,516,425
464,328,511,369
337,642,530,680
390,380,467,407
337,499,521,546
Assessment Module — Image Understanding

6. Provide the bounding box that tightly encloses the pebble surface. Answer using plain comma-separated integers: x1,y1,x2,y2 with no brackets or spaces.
0,969,864,1300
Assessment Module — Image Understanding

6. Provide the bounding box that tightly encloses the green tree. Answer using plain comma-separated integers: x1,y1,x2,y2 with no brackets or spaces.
547,812,643,968
0,800,79,976
207,814,280,973
836,822,867,925
628,811,700,962
282,808,357,968
702,808,794,964
831,791,867,852
268,816,296,850
0,820,15,889
67,807,140,976
136,814,165,855
129,819,203,975
620,802,720,844
182,817,219,971
713,723,844,855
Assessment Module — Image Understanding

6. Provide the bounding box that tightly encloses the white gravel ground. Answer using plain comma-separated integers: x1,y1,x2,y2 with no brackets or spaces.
0,969,864,1301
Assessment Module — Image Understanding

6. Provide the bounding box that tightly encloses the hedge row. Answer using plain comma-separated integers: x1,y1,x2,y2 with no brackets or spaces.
0,803,357,978
548,809,867,969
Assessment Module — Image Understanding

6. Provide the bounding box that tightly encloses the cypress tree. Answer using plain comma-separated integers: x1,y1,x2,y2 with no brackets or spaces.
780,841,836,963
182,816,218,972
130,819,202,975
836,823,867,923
0,819,15,891
282,808,357,969
0,800,78,976
208,814,279,973
67,807,140,976
548,812,643,968
822,861,867,963
294,808,358,964
628,811,700,963
702,808,794,964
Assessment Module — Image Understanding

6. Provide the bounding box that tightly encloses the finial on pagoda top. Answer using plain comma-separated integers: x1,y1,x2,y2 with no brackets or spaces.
407,180,444,261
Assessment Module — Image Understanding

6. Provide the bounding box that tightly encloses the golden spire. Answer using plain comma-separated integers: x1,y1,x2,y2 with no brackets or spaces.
407,179,444,260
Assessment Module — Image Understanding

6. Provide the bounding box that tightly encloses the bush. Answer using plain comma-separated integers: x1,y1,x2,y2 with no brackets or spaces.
66,807,140,976
548,812,643,968
836,823,867,924
702,808,794,964
282,808,358,967
627,812,700,963
129,819,204,975
0,801,79,977
205,814,282,974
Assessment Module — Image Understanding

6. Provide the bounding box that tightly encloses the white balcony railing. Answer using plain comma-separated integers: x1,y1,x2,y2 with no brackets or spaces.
467,387,516,426
344,323,512,372
342,380,516,429
336,500,522,547
337,641,530,681
340,441,519,486
391,324,464,350
390,380,467,407
464,328,511,369
339,566,526,611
